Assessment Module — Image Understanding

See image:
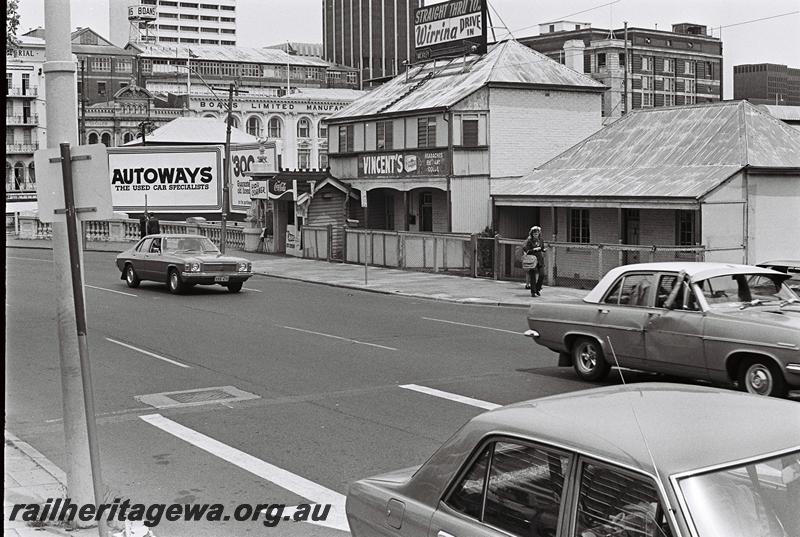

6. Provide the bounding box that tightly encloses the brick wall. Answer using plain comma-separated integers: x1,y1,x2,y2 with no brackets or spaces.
489,88,602,178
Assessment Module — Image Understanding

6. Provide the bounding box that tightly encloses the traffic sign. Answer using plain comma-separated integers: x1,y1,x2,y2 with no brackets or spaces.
34,144,114,223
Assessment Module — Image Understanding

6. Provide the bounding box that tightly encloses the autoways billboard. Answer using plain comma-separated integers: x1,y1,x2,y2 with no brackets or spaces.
108,146,222,212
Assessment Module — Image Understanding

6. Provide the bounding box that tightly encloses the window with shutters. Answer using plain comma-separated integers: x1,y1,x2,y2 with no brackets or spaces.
417,117,437,148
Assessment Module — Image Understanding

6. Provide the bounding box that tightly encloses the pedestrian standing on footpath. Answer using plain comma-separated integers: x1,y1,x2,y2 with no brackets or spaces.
147,213,161,235
522,226,546,297
139,211,149,238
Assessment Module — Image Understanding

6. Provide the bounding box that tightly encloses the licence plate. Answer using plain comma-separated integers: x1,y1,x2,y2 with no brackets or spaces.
214,276,229,282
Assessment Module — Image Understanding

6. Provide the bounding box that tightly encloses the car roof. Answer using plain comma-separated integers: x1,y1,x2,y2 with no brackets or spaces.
142,234,207,239
757,260,800,267
466,384,800,477
584,262,785,303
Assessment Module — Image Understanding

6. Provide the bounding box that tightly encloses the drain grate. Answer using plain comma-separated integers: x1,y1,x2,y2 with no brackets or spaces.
136,386,260,409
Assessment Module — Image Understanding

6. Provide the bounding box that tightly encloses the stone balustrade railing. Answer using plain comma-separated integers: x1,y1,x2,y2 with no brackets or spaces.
17,216,245,251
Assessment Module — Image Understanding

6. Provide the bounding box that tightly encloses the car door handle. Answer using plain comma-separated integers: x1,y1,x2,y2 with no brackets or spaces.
438,531,457,537
598,308,609,314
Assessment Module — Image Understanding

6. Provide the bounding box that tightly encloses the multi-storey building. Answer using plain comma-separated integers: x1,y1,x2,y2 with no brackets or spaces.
6,35,47,221
323,0,421,86
734,63,800,106
519,22,722,120
130,42,360,97
109,0,237,47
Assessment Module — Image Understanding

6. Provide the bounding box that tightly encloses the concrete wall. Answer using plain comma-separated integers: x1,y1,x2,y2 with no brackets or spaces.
488,87,603,178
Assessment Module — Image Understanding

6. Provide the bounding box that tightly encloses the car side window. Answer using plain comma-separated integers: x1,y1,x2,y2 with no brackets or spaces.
573,460,672,537
135,239,150,252
149,238,161,253
483,442,570,537
445,439,571,537
445,445,490,519
655,274,678,308
604,279,623,304
619,274,655,307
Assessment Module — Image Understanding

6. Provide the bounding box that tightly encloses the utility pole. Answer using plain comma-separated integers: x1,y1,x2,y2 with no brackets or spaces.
220,82,234,254
43,1,106,535
623,21,629,115
79,60,86,144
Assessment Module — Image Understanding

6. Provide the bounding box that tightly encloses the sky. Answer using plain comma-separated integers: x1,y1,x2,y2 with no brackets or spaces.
16,0,800,100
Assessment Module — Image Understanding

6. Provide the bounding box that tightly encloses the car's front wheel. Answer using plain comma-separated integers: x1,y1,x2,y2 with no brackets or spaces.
124,264,140,288
167,269,185,295
226,281,243,293
739,359,787,397
572,337,610,381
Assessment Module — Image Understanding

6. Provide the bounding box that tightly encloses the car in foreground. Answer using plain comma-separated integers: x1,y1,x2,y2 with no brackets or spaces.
757,260,800,293
346,384,800,537
524,262,800,397
115,234,253,294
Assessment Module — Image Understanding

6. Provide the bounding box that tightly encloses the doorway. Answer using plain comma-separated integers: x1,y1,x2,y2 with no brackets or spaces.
623,209,640,264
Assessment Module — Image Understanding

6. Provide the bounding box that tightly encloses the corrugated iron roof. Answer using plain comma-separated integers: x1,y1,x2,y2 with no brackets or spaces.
328,40,605,121
761,104,800,122
492,100,800,199
133,43,332,67
124,117,258,145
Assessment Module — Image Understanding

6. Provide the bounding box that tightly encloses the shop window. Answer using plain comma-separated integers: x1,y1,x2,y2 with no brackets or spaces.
267,117,282,138
461,116,479,147
569,209,590,243
417,117,437,148
376,120,393,150
297,117,311,138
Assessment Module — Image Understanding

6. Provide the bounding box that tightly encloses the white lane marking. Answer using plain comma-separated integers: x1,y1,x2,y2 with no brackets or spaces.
400,384,501,410
243,287,263,293
7,256,50,262
105,337,191,369
280,325,398,351
422,317,522,335
140,414,349,532
86,284,137,297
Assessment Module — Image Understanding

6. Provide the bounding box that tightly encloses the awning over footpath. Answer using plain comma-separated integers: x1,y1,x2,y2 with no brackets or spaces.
492,100,800,208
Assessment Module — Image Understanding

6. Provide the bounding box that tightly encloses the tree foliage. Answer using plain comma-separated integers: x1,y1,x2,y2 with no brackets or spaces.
7,0,21,49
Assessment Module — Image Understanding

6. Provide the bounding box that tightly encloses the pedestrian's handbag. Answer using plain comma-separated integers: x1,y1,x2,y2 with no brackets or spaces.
522,254,538,270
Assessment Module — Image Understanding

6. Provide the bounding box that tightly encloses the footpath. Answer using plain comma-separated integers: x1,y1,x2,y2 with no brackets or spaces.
5,237,587,307
5,237,587,535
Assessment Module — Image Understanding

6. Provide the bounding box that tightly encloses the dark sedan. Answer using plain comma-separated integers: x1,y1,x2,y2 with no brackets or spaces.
346,384,800,537
115,234,253,293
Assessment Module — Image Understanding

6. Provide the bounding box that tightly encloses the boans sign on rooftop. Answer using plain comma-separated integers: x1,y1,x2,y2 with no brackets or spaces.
414,0,487,61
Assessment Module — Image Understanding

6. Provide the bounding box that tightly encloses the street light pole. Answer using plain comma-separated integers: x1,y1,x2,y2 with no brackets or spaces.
220,82,234,254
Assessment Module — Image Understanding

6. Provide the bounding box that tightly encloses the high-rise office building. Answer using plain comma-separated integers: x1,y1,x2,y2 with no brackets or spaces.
110,0,237,47
734,63,800,106
323,0,422,86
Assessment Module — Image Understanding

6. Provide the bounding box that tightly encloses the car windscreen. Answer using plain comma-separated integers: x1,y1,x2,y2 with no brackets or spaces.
678,450,800,537
162,237,220,254
694,273,798,308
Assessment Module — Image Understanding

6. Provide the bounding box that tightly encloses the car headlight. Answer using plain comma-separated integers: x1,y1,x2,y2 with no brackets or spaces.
184,262,201,272
238,262,250,272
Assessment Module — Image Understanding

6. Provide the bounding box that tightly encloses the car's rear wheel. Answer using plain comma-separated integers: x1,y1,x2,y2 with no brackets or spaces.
572,337,610,381
167,269,185,295
124,264,140,288
739,359,787,397
226,281,243,293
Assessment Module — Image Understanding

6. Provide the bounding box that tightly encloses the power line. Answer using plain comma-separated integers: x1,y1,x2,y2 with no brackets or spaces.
487,1,515,40
714,10,799,32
